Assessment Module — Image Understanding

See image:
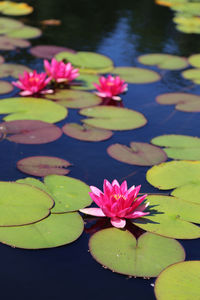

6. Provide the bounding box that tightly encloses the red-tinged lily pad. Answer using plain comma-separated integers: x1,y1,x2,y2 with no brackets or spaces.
7,25,42,39
0,120,62,144
0,80,13,94
17,156,71,177
0,36,30,50
62,123,113,142
107,142,167,166
0,63,32,78
30,45,76,59
113,67,161,84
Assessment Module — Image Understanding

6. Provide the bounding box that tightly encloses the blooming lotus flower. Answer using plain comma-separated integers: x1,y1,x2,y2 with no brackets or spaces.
44,58,79,84
80,179,149,228
93,75,128,101
12,70,53,96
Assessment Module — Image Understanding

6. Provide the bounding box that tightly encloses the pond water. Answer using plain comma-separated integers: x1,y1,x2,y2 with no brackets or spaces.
0,0,200,299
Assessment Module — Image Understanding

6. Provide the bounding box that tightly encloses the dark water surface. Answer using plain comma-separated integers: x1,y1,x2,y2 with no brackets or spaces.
1,0,200,299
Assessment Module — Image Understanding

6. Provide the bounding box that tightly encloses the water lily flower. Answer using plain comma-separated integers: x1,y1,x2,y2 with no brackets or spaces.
80,179,149,228
44,58,79,84
12,70,53,96
93,75,128,101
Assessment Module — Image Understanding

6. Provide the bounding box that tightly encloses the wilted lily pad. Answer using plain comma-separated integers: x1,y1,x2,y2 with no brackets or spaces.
89,228,185,277
0,36,30,50
0,63,32,78
0,80,13,94
0,17,23,34
0,120,62,144
80,106,147,130
71,74,99,90
113,67,161,83
155,261,200,300
0,1,33,16
17,156,71,177
107,142,167,166
7,25,42,39
30,45,76,59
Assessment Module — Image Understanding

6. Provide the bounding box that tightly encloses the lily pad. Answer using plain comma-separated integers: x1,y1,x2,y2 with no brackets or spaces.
107,142,167,166
80,106,147,131
0,212,84,249
71,74,100,90
182,68,200,84
30,45,76,59
0,17,23,34
0,181,53,226
89,228,185,277
62,123,113,141
0,1,33,16
155,261,200,300
0,80,13,94
45,90,102,108
0,97,67,123
138,54,188,70
174,16,200,34
7,25,42,39
17,156,71,177
0,64,32,78
188,54,200,68
113,67,161,83
171,183,200,205
0,120,62,144
0,36,30,50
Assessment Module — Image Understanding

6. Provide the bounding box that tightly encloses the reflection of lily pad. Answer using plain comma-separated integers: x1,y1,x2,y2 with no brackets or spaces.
80,106,147,131
30,45,76,59
72,74,99,90
89,228,185,277
0,1,33,16
107,142,167,166
0,36,30,50
0,80,13,94
0,63,32,78
0,17,23,34
113,67,161,83
7,25,42,39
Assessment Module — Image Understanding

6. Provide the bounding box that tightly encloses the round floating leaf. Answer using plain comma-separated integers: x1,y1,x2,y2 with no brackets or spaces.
188,54,200,68
0,80,13,94
155,261,200,300
107,142,167,166
0,63,32,78
0,1,33,16
71,74,100,90
155,0,188,7
17,177,49,194
0,120,62,144
0,182,53,226
89,228,185,277
0,212,83,249
62,123,113,141
171,183,200,205
138,53,188,70
30,45,76,59
45,90,102,108
113,67,161,83
0,36,30,50
7,25,42,39
0,17,23,34
17,156,71,177
80,106,147,131
0,97,67,123
182,68,200,84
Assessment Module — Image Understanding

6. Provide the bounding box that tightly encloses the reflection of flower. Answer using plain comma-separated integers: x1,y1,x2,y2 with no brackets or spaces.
80,179,149,228
93,75,128,101
44,58,79,84
12,71,52,96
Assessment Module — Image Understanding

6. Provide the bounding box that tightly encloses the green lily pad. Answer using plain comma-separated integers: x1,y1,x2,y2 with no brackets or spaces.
174,16,200,34
0,17,23,34
17,177,49,194
188,54,200,68
0,1,33,16
113,67,161,83
7,25,42,39
155,261,200,300
171,183,200,204
0,181,53,226
107,142,167,166
45,90,102,108
138,54,188,70
0,36,30,50
0,97,67,123
0,63,32,78
0,212,83,249
0,80,13,94
80,106,147,131
62,123,113,141
89,228,185,277
71,74,100,90
182,68,200,84
172,3,200,14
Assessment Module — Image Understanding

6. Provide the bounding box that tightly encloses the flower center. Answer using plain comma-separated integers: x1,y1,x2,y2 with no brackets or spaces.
113,194,126,201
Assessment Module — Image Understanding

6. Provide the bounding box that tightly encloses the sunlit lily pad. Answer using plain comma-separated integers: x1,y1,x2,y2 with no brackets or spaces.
188,54,200,68
0,1,33,16
171,183,200,205
0,120,62,144
138,53,188,70
63,123,113,141
71,74,99,90
45,90,102,108
182,68,200,84
0,36,30,50
155,0,187,7
17,156,71,177
113,67,161,83
7,25,42,39
107,142,167,166
155,261,200,300
174,16,200,34
0,17,23,34
0,63,32,78
89,228,185,277
0,212,83,249
0,97,67,123
30,45,76,59
80,106,147,130
0,80,13,94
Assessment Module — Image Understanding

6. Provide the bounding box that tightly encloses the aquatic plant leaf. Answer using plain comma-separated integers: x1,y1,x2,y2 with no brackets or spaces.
17,177,49,194
0,36,30,50
89,228,185,277
71,73,100,90
7,25,42,39
107,142,167,166
0,1,33,16
182,68,200,84
171,183,200,205
138,53,188,70
30,45,76,59
0,63,32,78
45,90,102,108
174,16,200,34
113,67,161,83
80,106,147,130
172,3,200,15
0,97,67,123
0,80,13,94
155,261,200,300
188,54,200,68
155,0,188,7
0,181,53,226
0,212,83,249
0,120,62,144
0,17,23,34
63,123,113,141
17,156,71,177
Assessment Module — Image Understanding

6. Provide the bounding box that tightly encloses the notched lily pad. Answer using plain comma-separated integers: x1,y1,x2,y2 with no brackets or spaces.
0,63,32,78
30,45,76,59
113,67,161,83
7,25,42,39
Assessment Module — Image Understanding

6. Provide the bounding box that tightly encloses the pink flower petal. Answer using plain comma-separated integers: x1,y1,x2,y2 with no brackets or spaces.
79,207,105,217
111,218,126,228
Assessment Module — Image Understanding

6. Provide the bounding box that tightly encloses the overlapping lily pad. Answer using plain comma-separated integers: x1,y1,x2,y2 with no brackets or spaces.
0,1,33,16
89,228,185,277
113,67,161,83
7,25,42,39
71,74,99,90
80,106,147,130
0,64,32,78
107,142,167,166
0,36,30,50
138,54,188,70
0,80,13,94
30,45,76,59
0,17,23,34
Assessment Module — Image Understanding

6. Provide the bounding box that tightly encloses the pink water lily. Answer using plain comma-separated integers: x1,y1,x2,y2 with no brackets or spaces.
93,75,128,101
44,58,79,84
80,179,149,228
12,70,53,96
